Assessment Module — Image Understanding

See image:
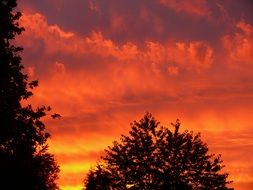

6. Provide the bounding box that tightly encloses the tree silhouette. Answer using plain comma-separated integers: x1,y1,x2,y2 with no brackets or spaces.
85,165,113,190
83,113,233,190
0,0,59,189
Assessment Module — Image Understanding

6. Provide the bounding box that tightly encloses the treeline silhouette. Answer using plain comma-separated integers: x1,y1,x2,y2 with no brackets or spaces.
1,0,233,190
0,0,59,189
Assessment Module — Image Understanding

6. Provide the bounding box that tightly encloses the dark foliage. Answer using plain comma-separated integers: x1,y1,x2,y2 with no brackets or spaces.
84,113,233,190
0,0,59,189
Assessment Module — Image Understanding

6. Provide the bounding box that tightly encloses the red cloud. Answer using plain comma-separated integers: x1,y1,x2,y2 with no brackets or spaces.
159,0,210,17
19,12,214,74
223,21,253,66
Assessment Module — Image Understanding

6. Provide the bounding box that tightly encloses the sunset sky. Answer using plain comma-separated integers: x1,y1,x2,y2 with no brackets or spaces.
16,0,253,189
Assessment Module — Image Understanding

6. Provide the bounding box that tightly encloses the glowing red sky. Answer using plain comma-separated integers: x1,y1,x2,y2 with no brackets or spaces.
17,0,253,189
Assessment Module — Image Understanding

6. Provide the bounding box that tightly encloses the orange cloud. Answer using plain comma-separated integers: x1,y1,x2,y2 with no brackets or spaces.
21,13,74,39
168,41,214,70
17,10,253,190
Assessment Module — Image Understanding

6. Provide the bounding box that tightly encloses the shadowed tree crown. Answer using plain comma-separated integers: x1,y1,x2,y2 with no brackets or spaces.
84,113,233,190
0,0,59,189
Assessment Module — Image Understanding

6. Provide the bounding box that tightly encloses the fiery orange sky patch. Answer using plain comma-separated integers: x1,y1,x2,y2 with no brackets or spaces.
17,0,253,189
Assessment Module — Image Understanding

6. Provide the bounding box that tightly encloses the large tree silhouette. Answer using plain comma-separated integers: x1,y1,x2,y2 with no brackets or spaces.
0,0,59,189
83,113,233,190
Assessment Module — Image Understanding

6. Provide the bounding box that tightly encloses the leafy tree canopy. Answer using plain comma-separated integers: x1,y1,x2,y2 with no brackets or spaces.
0,0,59,189
84,113,233,190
